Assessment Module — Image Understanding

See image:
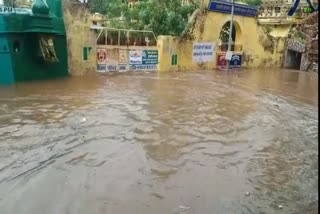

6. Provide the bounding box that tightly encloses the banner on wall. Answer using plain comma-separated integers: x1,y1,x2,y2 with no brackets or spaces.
216,52,242,70
119,49,129,72
97,48,106,72
96,48,158,72
230,54,242,69
216,53,227,70
119,49,128,64
142,50,158,64
129,50,143,65
106,48,119,72
192,42,215,63
129,50,158,71
208,0,257,17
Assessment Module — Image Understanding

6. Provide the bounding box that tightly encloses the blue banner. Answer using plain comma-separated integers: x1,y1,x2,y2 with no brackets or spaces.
216,53,242,70
208,0,257,17
230,54,242,69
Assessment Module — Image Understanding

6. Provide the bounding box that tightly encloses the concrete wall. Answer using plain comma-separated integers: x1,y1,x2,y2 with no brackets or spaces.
158,2,289,72
63,0,96,75
62,0,289,73
95,45,158,72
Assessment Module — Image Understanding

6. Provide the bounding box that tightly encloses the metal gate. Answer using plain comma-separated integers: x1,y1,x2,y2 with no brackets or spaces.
92,27,158,73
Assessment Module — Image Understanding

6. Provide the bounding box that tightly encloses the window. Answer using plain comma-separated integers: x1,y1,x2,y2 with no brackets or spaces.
82,47,92,61
275,7,281,13
39,36,58,63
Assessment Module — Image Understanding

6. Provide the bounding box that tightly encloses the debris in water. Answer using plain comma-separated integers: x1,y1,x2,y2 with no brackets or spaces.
278,205,283,209
151,192,164,200
179,205,191,211
80,117,87,123
66,152,89,164
245,192,251,196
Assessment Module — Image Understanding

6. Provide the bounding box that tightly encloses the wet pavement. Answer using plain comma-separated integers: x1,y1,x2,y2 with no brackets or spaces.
0,69,318,214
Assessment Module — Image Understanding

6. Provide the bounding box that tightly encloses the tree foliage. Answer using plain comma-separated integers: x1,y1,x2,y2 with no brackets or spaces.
219,22,236,44
88,0,199,36
3,0,12,6
237,0,262,6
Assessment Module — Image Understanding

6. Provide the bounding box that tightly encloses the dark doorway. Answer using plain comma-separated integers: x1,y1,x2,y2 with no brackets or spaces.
285,49,302,70
219,22,236,51
13,40,21,53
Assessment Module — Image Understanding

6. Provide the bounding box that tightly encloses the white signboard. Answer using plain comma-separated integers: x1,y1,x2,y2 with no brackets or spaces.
0,6,14,13
129,50,143,65
192,42,215,63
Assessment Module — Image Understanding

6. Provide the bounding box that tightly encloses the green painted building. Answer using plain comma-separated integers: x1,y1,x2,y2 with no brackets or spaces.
0,0,68,84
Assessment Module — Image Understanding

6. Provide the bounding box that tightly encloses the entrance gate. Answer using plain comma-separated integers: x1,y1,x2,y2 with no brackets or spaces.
92,27,158,73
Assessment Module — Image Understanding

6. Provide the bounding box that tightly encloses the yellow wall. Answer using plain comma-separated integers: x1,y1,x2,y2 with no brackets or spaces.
63,1,96,75
157,36,180,72
63,1,289,73
157,7,290,72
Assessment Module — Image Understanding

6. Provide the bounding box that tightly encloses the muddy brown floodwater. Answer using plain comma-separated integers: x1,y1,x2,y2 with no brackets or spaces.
0,69,318,214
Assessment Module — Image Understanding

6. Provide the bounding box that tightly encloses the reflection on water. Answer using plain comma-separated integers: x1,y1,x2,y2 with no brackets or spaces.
0,70,318,214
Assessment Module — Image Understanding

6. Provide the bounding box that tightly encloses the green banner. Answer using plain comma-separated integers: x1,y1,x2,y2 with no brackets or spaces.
142,50,158,65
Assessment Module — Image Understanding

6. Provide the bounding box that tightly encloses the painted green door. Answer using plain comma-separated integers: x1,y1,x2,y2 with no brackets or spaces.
0,36,14,84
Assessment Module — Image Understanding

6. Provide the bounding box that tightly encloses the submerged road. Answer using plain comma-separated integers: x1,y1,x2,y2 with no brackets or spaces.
0,69,318,214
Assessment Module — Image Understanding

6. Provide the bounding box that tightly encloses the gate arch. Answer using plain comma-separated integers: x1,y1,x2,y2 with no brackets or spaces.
218,20,243,51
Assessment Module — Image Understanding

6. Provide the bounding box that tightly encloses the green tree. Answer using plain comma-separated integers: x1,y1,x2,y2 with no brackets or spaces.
237,0,262,6
3,0,13,6
88,0,199,36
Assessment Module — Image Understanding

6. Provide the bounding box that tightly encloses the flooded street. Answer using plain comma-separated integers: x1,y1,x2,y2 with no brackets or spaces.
0,69,318,214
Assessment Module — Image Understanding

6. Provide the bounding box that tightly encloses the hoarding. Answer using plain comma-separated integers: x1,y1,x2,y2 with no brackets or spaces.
97,48,106,72
96,47,158,72
216,52,242,70
129,50,143,65
129,50,158,71
208,0,257,17
106,48,118,72
192,42,215,63
142,50,158,64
